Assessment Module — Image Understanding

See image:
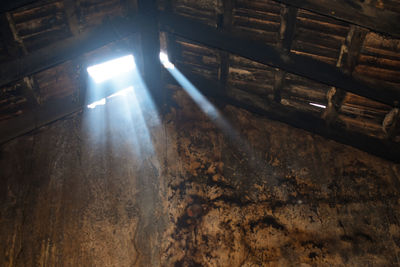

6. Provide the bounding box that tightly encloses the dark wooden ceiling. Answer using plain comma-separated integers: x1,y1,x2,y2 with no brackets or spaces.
0,0,399,162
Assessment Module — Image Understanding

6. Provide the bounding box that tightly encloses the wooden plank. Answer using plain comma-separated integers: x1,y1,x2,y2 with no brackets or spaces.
173,70,400,163
271,0,400,38
219,0,234,95
0,0,37,13
280,6,298,52
0,15,141,88
159,12,400,106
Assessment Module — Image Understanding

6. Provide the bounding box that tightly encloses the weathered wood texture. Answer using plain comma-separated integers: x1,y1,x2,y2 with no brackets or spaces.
0,15,140,88
0,0,399,163
1,88,400,266
271,0,400,38
0,0,36,13
160,12,400,106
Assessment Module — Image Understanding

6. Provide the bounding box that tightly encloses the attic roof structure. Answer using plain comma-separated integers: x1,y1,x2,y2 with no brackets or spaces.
0,0,399,162
2,1,400,266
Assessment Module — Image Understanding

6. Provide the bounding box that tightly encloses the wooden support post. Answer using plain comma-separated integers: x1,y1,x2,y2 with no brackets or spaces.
274,6,298,103
63,0,80,36
323,26,367,125
280,6,298,52
218,0,233,96
137,0,163,109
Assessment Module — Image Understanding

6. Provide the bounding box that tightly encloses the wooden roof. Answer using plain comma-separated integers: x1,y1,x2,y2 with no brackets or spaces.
0,0,399,162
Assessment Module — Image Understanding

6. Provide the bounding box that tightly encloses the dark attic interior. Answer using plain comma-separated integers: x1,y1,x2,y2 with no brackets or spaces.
1,0,400,266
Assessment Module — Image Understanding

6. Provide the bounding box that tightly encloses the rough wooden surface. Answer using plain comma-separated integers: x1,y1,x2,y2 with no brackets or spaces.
1,88,400,266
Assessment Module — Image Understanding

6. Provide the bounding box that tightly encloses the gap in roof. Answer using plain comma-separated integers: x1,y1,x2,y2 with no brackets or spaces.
309,102,326,109
159,52,175,69
87,54,136,83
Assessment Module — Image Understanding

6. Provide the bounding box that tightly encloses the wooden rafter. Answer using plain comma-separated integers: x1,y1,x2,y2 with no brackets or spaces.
280,6,298,52
271,0,400,38
218,0,234,96
1,10,398,106
159,12,400,107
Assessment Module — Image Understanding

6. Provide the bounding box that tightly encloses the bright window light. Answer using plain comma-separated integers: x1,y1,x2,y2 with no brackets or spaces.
309,102,326,109
107,86,134,99
87,98,106,109
159,52,175,69
87,55,135,83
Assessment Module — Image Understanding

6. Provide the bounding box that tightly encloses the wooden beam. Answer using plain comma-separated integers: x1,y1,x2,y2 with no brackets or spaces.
271,0,400,38
324,26,367,125
0,0,37,13
342,26,368,75
273,6,298,103
63,0,80,36
0,15,141,88
273,70,285,103
159,12,400,107
280,6,298,52
172,70,400,163
218,0,234,96
137,0,163,107
323,87,346,125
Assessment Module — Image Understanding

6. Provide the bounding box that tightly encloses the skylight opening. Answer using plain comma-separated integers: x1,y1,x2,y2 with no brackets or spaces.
87,98,106,109
87,54,136,83
159,52,175,69
309,102,326,109
86,87,134,109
